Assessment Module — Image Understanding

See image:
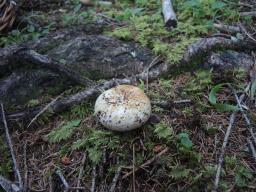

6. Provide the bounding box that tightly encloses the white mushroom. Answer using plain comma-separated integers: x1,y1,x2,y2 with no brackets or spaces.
94,85,151,132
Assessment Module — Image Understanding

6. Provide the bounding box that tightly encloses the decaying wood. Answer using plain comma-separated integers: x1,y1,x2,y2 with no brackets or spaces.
213,23,241,34
0,36,256,124
162,0,177,29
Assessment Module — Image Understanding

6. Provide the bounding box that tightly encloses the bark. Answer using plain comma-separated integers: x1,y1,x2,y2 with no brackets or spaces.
1,36,256,124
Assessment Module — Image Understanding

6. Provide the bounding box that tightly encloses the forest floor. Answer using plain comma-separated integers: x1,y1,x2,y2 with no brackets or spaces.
1,0,256,191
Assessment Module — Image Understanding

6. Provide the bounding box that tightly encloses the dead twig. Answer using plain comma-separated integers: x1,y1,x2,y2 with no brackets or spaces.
90,166,97,192
76,153,87,192
213,112,236,192
162,0,177,29
240,11,256,17
27,93,63,128
0,175,21,192
122,147,169,179
213,92,246,192
1,103,23,190
247,138,256,161
230,85,256,145
55,170,69,192
23,141,28,192
109,166,122,192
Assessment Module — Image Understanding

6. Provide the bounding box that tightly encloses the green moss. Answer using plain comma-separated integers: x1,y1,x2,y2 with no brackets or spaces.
107,0,243,65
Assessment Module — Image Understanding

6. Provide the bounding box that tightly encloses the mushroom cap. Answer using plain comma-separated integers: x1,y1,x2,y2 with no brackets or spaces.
94,85,151,132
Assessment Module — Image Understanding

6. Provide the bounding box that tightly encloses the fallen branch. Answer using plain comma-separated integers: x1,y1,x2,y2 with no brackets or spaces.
122,147,169,179
162,0,177,29
1,104,23,190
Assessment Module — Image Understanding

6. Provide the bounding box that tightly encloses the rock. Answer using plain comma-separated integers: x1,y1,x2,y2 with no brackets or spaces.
94,85,151,132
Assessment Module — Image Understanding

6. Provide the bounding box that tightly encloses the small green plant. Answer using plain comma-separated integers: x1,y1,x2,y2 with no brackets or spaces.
169,165,190,180
72,130,120,164
0,24,52,47
47,119,81,143
235,165,253,188
178,132,193,149
153,121,174,142
209,83,238,112
185,70,212,95
61,3,95,26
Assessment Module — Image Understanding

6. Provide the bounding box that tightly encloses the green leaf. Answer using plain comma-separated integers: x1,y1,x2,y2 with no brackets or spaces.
209,83,239,112
178,132,193,149
73,3,81,13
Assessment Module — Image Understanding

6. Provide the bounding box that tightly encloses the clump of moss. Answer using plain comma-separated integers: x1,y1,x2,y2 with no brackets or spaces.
107,0,243,64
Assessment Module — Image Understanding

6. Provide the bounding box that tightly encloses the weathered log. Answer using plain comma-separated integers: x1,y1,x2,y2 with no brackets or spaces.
1,36,256,124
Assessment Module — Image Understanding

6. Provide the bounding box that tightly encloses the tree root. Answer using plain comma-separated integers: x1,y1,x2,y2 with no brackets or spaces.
0,36,256,124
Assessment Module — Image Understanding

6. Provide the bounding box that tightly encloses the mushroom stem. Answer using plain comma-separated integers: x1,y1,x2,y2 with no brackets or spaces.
162,0,177,29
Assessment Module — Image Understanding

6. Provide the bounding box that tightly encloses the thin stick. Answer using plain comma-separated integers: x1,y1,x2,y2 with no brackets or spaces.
1,103,23,190
122,147,169,179
76,153,87,192
213,90,246,191
27,93,63,128
23,141,28,192
109,166,122,192
0,175,21,192
132,144,136,192
90,166,96,192
247,138,256,161
240,11,256,17
213,112,236,192
230,86,256,144
162,0,177,29
55,169,69,192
